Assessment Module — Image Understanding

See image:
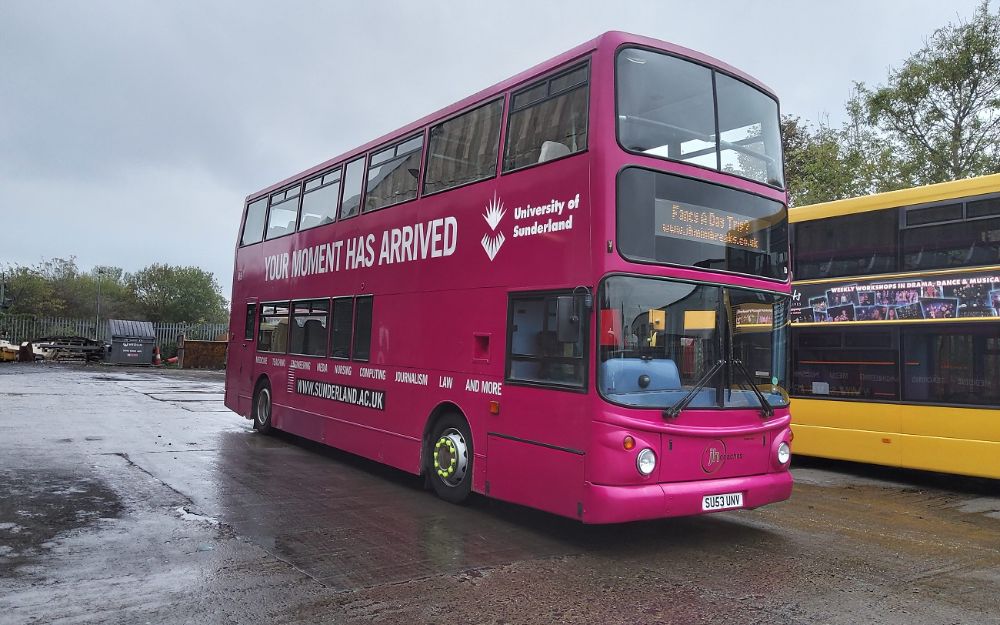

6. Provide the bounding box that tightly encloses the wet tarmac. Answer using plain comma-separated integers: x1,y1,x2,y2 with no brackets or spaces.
0,364,998,624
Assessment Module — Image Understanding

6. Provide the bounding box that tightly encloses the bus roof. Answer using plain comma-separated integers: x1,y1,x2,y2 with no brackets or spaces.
789,173,1000,223
247,30,778,203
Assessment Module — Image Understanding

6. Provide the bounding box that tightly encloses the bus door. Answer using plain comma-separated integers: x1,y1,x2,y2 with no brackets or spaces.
486,291,589,518
232,298,258,416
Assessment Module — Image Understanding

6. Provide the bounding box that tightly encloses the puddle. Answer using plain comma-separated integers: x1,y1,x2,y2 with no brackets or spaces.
0,469,122,575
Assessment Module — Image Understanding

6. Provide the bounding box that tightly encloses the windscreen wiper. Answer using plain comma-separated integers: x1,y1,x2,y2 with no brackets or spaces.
732,358,774,418
663,359,725,419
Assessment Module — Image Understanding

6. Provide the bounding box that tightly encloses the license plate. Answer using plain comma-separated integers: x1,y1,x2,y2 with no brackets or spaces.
702,492,743,511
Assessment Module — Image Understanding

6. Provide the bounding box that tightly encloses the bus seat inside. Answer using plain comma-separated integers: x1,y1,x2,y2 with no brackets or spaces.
600,358,681,393
963,243,977,263
818,257,833,276
300,215,321,230
303,319,324,346
538,140,571,163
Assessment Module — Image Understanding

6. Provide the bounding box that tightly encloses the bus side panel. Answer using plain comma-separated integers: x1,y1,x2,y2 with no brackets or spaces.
901,404,1000,442
790,397,901,438
274,399,324,443
273,394,424,476
791,398,902,468
319,415,422,475
486,434,584,519
900,434,1000,479
792,424,902,468
792,398,1000,478
901,404,1000,478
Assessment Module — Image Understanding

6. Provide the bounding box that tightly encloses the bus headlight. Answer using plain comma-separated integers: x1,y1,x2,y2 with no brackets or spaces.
636,448,656,475
776,441,791,465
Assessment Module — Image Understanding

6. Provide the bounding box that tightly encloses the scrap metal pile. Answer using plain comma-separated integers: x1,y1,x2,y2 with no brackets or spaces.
19,336,107,362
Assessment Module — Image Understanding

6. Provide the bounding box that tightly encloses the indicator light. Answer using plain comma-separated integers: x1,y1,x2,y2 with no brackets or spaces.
623,436,635,450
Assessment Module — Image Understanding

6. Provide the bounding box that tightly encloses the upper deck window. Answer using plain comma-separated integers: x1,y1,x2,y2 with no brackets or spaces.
503,64,589,172
794,210,899,280
424,99,503,194
340,157,365,220
266,185,301,240
793,194,1000,279
902,216,1000,271
241,198,268,246
616,47,783,188
366,134,424,212
300,168,341,231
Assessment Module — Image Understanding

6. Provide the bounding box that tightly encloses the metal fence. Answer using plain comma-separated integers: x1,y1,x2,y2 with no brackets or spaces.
0,315,228,349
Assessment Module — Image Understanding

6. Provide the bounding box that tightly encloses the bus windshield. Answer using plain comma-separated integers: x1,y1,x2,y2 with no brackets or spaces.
598,276,789,411
616,46,783,188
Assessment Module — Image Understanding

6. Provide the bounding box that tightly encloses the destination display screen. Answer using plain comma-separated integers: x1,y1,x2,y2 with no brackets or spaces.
617,168,788,280
655,200,763,252
791,269,1000,323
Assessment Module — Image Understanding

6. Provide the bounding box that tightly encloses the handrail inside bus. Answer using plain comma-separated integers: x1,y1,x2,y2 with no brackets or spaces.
618,114,778,165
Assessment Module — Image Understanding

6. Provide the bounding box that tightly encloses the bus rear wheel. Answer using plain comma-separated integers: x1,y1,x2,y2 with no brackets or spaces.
253,380,273,434
428,414,473,503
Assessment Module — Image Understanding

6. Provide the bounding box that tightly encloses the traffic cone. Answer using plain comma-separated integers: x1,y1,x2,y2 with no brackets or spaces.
152,345,162,366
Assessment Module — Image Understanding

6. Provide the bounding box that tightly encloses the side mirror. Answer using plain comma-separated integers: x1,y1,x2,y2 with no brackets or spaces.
555,295,580,343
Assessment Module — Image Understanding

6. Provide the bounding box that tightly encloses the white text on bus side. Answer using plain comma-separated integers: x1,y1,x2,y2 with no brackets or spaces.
263,217,458,282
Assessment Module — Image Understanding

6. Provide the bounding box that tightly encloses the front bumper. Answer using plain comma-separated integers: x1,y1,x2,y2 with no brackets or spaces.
581,470,793,524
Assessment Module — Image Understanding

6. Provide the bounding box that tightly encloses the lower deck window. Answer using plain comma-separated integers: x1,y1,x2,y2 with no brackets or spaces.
352,296,373,361
902,327,1000,406
792,330,899,400
792,325,1000,407
507,292,586,388
258,302,290,353
289,300,329,357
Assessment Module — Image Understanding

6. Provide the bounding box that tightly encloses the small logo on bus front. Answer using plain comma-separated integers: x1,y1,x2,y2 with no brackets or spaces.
481,193,506,261
701,440,744,473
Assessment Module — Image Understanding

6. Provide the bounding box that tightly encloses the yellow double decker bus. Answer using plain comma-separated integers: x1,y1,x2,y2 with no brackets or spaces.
789,174,1000,478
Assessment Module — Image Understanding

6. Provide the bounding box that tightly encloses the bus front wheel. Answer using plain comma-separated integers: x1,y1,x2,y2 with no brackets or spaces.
428,414,473,504
253,380,273,434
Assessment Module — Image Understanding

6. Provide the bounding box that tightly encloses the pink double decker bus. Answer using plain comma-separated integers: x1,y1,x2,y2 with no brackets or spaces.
225,31,792,523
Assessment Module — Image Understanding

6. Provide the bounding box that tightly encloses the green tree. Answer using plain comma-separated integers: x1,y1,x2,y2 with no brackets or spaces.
857,0,1000,183
90,266,143,322
127,264,228,323
782,115,851,206
1,263,65,316
841,91,906,195
1,258,143,320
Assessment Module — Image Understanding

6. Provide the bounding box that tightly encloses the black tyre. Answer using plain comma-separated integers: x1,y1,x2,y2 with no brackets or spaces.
427,413,473,503
252,380,273,433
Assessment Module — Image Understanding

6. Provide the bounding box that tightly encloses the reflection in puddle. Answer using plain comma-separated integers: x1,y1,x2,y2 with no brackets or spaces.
213,430,572,589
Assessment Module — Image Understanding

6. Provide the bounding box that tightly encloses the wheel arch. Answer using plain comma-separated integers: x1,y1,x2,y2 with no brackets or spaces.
420,401,469,476
253,373,271,393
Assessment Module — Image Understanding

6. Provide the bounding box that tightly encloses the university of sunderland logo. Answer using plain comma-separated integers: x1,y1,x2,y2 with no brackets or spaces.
481,193,506,261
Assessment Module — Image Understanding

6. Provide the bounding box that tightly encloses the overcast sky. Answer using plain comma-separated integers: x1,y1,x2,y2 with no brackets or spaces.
1,0,990,297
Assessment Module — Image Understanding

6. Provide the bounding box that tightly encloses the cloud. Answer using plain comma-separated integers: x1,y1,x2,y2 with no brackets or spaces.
0,0,989,299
